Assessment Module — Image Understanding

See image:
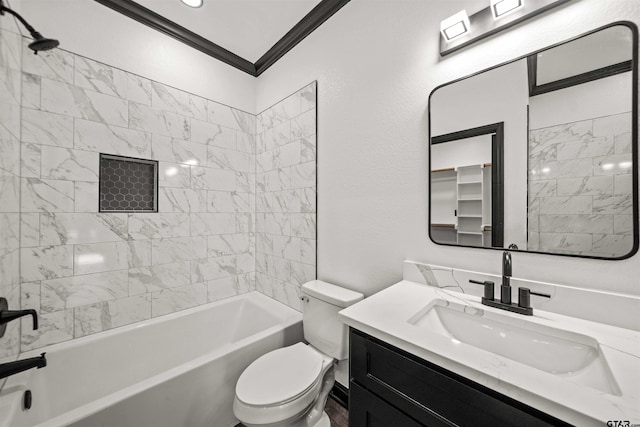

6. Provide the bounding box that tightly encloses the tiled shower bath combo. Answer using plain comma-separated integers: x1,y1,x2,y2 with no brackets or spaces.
0,20,317,360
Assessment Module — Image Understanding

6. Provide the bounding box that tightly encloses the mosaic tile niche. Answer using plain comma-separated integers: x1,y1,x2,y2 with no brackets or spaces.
0,25,318,357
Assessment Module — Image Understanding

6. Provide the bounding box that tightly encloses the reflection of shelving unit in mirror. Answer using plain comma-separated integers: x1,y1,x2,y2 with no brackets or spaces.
430,168,457,244
456,165,484,246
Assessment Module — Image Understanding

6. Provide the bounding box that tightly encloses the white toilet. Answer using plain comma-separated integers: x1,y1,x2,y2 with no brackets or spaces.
233,280,364,427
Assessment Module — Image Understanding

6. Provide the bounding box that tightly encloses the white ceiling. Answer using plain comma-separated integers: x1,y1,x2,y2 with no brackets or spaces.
134,0,322,63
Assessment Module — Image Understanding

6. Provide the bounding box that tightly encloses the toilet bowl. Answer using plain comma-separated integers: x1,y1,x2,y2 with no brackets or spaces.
233,281,364,427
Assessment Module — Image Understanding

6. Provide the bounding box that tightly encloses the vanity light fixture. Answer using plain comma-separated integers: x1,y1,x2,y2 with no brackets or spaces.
180,0,203,8
440,0,569,56
490,0,523,19
440,10,470,41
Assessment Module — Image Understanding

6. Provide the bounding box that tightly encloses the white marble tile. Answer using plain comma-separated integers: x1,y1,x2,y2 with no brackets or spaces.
592,234,633,257
531,120,592,148
74,241,130,275
208,234,250,257
158,162,191,188
74,181,98,212
21,281,41,311
0,247,19,287
255,272,275,298
261,168,291,192
20,245,73,282
190,213,236,236
300,238,316,265
555,137,614,161
0,286,19,358
538,232,593,253
273,141,301,168
151,236,207,264
0,28,21,70
21,108,73,148
40,212,129,245
206,276,239,302
40,146,98,181
74,119,152,159
190,118,236,148
158,188,206,213
21,72,41,109
151,283,207,317
613,215,633,235
191,255,237,282
74,294,152,338
41,79,128,127
190,166,236,191
300,82,317,113
235,213,253,233
0,101,20,139
20,213,40,247
300,136,316,163
127,240,152,268
592,194,632,215
290,213,316,238
21,142,41,178
290,261,315,285
539,214,613,234
0,123,20,175
40,269,128,313
529,158,593,181
614,174,633,195
125,72,152,105
21,309,74,352
129,102,190,140
0,171,19,212
0,65,21,106
256,233,274,255
128,213,190,239
22,47,73,84
206,191,250,213
594,154,633,176
256,150,274,173
207,101,239,130
271,121,292,147
129,261,191,294
151,81,192,117
207,146,251,172
237,132,255,153
538,196,592,214
615,133,632,154
21,177,74,213
232,108,255,134
236,252,254,274
189,94,208,122
556,176,613,196
297,188,316,213
151,134,206,165
74,56,127,98
290,162,316,189
291,109,316,139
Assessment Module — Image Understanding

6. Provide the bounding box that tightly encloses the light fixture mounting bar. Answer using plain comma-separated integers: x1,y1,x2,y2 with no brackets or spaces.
440,0,570,57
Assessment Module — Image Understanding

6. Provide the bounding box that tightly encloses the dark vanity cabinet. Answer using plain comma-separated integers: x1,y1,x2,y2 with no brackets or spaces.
348,328,572,427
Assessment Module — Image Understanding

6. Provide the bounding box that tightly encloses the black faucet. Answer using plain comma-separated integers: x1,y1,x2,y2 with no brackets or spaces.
470,244,551,315
0,297,38,339
0,353,47,380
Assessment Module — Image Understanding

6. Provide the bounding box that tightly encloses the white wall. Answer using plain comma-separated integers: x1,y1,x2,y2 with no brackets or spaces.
9,0,256,113
256,0,640,298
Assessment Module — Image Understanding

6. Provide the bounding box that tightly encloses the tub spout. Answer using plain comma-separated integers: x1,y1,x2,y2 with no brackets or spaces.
0,353,47,380
305,362,335,427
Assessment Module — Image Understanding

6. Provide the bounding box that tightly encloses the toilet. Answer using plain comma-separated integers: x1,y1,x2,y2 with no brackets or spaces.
233,280,364,427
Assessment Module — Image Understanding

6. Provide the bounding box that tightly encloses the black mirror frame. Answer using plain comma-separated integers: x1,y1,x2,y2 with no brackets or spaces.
428,21,639,261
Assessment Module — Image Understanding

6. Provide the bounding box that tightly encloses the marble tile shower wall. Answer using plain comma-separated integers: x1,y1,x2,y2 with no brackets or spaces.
255,83,317,312
528,112,633,257
0,32,276,356
0,22,23,359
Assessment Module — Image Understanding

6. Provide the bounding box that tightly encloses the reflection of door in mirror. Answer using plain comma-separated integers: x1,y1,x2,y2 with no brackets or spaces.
430,123,504,248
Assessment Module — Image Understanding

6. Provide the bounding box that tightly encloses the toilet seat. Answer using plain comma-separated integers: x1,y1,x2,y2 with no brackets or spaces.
234,343,333,426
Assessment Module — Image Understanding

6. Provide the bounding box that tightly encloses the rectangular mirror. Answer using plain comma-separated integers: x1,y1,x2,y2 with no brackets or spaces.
429,22,638,259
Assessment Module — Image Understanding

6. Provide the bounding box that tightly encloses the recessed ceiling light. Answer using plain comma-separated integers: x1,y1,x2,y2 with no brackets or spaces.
180,0,203,8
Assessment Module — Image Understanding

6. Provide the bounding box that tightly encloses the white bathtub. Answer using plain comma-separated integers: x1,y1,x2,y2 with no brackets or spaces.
0,292,303,427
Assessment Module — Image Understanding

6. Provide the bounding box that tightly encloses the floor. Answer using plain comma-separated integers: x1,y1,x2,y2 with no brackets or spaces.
235,395,349,427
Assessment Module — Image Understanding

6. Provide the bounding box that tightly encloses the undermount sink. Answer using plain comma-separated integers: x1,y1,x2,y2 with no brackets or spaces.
408,299,621,395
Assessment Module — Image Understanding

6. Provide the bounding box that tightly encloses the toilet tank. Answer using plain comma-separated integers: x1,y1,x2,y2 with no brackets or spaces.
301,280,364,360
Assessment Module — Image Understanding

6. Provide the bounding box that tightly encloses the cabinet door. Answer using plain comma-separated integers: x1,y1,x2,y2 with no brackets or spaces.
350,381,424,427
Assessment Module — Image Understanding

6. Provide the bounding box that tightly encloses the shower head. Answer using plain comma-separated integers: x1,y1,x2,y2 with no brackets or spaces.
27,31,59,54
0,0,59,54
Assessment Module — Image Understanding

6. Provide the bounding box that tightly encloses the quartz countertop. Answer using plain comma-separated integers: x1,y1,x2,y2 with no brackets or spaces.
338,280,640,426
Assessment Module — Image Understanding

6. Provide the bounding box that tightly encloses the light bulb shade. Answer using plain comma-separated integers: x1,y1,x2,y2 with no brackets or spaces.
180,0,203,8
490,0,523,19
440,10,470,41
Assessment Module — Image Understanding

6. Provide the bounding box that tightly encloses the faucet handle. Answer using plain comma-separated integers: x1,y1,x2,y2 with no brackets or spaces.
0,297,39,339
518,287,551,309
469,280,495,301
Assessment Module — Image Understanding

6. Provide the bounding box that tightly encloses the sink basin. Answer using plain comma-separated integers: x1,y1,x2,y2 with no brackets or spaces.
408,299,621,395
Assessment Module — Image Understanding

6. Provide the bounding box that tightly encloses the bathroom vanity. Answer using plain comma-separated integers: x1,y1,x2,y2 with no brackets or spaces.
338,263,640,426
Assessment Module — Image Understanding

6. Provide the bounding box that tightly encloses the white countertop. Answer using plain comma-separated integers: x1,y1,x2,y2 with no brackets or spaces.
338,280,640,426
